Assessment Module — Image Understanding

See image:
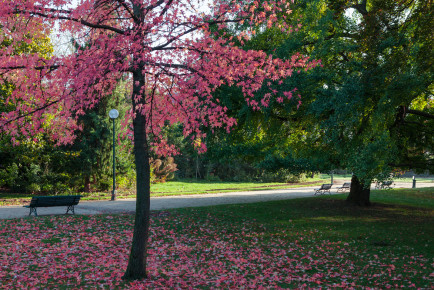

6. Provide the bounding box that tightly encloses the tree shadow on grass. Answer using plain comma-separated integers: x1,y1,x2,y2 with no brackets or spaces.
177,196,433,255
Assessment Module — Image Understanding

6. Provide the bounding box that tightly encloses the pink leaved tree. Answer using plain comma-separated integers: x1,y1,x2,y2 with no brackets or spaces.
0,0,318,280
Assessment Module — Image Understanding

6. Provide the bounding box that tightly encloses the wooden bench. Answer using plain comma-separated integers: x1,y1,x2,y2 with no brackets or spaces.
314,184,332,195
374,180,394,190
336,182,351,192
23,195,83,216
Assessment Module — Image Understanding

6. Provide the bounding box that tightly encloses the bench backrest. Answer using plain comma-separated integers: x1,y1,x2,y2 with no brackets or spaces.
321,184,332,190
29,195,82,207
343,183,351,188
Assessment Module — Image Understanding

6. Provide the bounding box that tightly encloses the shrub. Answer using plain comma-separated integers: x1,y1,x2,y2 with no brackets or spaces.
204,174,221,182
258,169,306,183
150,157,178,183
52,182,72,194
0,163,19,188
27,183,41,193
98,179,111,191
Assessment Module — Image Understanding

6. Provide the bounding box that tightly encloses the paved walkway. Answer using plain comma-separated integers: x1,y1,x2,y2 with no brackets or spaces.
1,182,433,220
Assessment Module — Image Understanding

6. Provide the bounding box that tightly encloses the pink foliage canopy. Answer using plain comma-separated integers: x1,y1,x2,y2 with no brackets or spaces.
0,0,319,152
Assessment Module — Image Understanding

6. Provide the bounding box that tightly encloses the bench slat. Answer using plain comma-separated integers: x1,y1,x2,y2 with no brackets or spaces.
30,196,81,207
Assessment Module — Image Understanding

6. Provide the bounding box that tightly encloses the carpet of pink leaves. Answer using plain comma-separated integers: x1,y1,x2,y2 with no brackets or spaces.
0,212,432,289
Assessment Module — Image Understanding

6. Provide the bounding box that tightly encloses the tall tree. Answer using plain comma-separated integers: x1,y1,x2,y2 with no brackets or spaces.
0,0,317,279
209,0,433,206
316,0,433,205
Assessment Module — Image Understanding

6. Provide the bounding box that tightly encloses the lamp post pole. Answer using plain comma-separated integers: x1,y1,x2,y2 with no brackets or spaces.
109,109,119,201
331,170,334,185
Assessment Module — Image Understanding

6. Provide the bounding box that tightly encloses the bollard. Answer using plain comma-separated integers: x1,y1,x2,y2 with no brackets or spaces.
412,176,416,188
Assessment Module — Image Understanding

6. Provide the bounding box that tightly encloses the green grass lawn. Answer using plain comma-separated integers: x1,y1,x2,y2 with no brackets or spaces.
0,179,325,205
0,188,432,288
149,179,323,195
394,177,434,183
2,175,431,206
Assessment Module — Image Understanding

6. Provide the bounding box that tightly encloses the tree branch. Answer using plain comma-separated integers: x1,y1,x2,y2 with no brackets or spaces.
115,0,140,23
406,108,434,119
159,0,174,17
152,18,243,50
18,9,126,35
0,64,60,73
388,161,433,168
0,100,60,128
144,0,166,13
351,0,368,16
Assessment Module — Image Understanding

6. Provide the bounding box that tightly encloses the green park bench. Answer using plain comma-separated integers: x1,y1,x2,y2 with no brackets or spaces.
314,184,332,195
336,182,351,192
23,195,83,216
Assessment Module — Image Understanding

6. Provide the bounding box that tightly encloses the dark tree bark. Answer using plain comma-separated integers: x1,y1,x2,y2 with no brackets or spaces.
122,68,151,280
84,175,91,193
346,175,371,206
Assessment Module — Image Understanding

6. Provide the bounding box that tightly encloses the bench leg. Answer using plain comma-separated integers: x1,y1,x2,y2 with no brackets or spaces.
29,207,37,217
66,205,75,215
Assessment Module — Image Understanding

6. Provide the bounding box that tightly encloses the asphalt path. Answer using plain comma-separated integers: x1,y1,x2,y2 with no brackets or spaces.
1,182,432,220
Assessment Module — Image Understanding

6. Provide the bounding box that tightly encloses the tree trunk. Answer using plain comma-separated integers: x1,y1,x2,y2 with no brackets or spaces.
346,175,371,206
122,69,151,280
84,175,91,193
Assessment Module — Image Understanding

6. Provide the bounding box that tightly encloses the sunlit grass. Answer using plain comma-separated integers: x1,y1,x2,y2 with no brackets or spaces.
0,179,326,205
150,179,323,195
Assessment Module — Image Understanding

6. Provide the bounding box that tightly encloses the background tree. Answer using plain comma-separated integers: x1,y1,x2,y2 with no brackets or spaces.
0,26,134,193
0,0,317,280
203,0,433,206
64,79,133,192
0,24,68,193
309,0,433,205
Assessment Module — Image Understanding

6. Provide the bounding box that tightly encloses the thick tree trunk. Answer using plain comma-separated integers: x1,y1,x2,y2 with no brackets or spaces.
346,175,371,206
122,69,151,280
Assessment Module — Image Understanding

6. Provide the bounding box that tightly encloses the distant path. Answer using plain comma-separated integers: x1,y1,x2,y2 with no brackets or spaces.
0,181,432,220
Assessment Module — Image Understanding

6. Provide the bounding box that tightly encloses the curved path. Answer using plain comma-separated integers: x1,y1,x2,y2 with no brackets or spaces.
1,181,432,219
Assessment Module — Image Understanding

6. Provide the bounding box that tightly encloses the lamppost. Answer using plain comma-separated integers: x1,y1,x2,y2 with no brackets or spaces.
109,109,119,201
330,170,334,185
